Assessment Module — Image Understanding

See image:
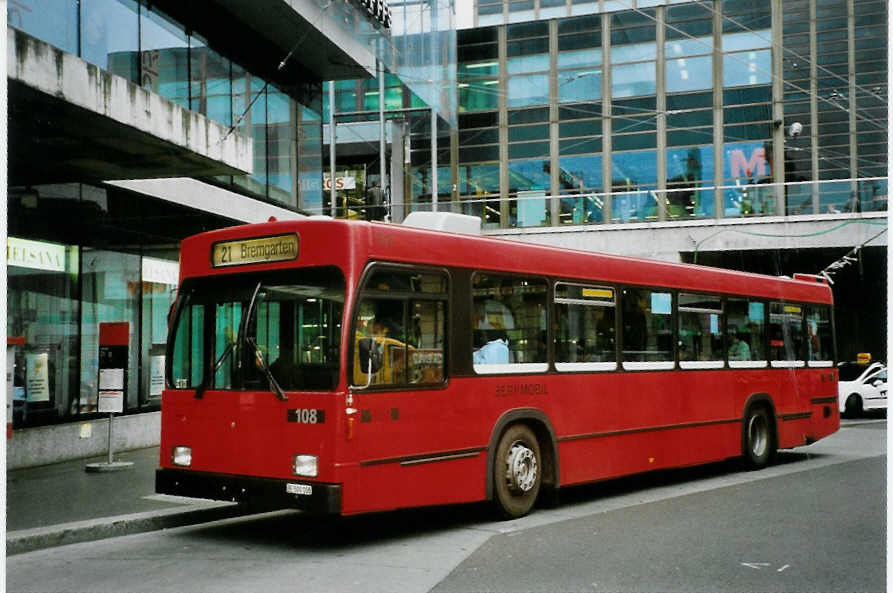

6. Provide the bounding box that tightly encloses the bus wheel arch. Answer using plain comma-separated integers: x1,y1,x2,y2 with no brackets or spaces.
741,394,778,469
486,409,559,517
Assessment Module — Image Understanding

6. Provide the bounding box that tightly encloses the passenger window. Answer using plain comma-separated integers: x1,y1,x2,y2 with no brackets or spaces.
769,302,805,367
554,283,617,371
353,269,447,387
727,299,767,366
678,293,723,368
472,273,548,374
621,287,674,370
805,305,834,366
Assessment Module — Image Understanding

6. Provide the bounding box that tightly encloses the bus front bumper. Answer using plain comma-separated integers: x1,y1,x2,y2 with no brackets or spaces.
156,468,341,514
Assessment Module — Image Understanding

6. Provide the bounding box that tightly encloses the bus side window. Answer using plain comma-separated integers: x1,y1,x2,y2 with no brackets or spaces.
726,299,766,365
621,287,673,367
769,302,805,365
553,283,617,370
678,293,723,366
472,273,548,373
805,305,834,365
353,268,447,387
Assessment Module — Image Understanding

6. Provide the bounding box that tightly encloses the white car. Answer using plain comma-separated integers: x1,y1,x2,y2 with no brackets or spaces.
838,362,887,417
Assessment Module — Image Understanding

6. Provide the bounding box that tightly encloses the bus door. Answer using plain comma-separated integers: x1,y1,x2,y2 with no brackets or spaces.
346,266,458,511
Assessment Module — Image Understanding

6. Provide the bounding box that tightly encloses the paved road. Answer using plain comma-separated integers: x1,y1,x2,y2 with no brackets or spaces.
7,419,885,593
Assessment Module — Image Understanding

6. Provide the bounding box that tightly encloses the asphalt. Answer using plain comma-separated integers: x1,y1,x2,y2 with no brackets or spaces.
6,446,248,555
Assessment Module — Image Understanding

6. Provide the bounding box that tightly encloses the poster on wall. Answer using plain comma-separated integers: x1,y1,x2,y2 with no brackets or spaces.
150,356,165,397
25,352,50,402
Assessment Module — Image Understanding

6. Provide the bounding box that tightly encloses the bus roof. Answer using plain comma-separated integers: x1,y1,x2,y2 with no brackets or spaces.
179,218,833,304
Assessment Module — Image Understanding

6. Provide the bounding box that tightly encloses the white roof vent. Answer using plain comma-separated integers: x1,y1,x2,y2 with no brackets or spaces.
402,212,482,235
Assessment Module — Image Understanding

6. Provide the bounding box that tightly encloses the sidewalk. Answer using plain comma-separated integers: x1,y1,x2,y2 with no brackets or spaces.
6,447,247,555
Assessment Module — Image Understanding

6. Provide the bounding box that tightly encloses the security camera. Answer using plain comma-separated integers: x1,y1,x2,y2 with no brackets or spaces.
789,122,803,137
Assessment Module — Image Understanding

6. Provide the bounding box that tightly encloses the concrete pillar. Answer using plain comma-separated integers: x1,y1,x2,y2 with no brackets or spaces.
655,5,667,221
602,13,613,222
712,3,724,219
771,0,786,215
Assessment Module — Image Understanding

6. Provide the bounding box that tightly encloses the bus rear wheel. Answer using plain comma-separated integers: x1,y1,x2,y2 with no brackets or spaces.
493,425,541,519
742,406,775,470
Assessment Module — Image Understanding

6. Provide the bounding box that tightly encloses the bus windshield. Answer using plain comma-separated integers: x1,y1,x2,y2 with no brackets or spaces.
169,267,345,393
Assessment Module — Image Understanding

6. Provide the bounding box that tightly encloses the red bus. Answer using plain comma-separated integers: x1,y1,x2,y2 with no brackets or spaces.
156,214,839,518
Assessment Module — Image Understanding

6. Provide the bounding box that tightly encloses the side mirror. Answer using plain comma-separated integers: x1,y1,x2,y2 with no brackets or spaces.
358,338,382,375
871,379,884,387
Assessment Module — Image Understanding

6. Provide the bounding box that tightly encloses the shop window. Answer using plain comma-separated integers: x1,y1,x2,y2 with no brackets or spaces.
472,273,548,373
80,250,141,414
621,287,673,369
140,256,178,405
7,237,80,427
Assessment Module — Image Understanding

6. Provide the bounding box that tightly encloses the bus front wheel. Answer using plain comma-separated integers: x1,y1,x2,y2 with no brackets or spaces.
493,425,542,519
742,406,775,470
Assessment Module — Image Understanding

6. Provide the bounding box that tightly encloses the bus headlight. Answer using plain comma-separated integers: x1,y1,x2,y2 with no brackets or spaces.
293,455,318,477
172,446,192,467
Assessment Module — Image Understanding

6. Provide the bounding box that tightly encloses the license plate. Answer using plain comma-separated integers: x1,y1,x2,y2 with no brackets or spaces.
286,483,313,496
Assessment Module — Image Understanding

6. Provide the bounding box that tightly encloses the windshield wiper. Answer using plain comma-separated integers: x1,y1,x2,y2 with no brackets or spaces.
247,336,288,401
194,282,262,400
194,341,236,400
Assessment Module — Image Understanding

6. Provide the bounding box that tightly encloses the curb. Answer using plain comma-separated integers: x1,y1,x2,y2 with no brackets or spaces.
7,503,247,555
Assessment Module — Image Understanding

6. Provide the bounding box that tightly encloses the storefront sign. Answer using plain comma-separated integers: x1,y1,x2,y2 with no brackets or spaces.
25,352,50,402
323,176,357,191
7,237,67,273
142,257,179,286
212,234,300,268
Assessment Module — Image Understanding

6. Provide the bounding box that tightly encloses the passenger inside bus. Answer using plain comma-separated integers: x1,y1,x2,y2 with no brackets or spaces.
473,329,509,365
728,327,752,361
473,298,514,365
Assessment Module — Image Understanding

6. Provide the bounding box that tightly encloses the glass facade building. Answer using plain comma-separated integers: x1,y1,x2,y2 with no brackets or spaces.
6,0,399,432
441,0,886,228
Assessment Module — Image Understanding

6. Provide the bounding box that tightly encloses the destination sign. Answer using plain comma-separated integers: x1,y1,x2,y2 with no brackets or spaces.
211,234,299,268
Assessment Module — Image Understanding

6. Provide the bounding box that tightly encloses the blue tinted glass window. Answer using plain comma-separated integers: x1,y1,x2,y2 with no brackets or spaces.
666,146,715,218
508,159,551,191
508,54,549,74
611,42,657,64
140,8,189,108
723,141,774,217
267,87,296,208
189,36,231,127
81,0,139,82
508,74,549,107
611,62,656,98
723,30,771,52
559,155,603,190
559,69,602,103
9,0,78,54
666,55,713,93
723,49,771,87
558,48,603,69
459,81,499,112
459,164,500,194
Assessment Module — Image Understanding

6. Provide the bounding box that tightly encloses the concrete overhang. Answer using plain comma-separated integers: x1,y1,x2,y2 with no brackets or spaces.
154,0,378,82
8,28,252,186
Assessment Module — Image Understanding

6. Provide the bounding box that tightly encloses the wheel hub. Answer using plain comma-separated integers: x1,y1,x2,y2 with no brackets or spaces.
505,443,537,493
748,415,768,457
